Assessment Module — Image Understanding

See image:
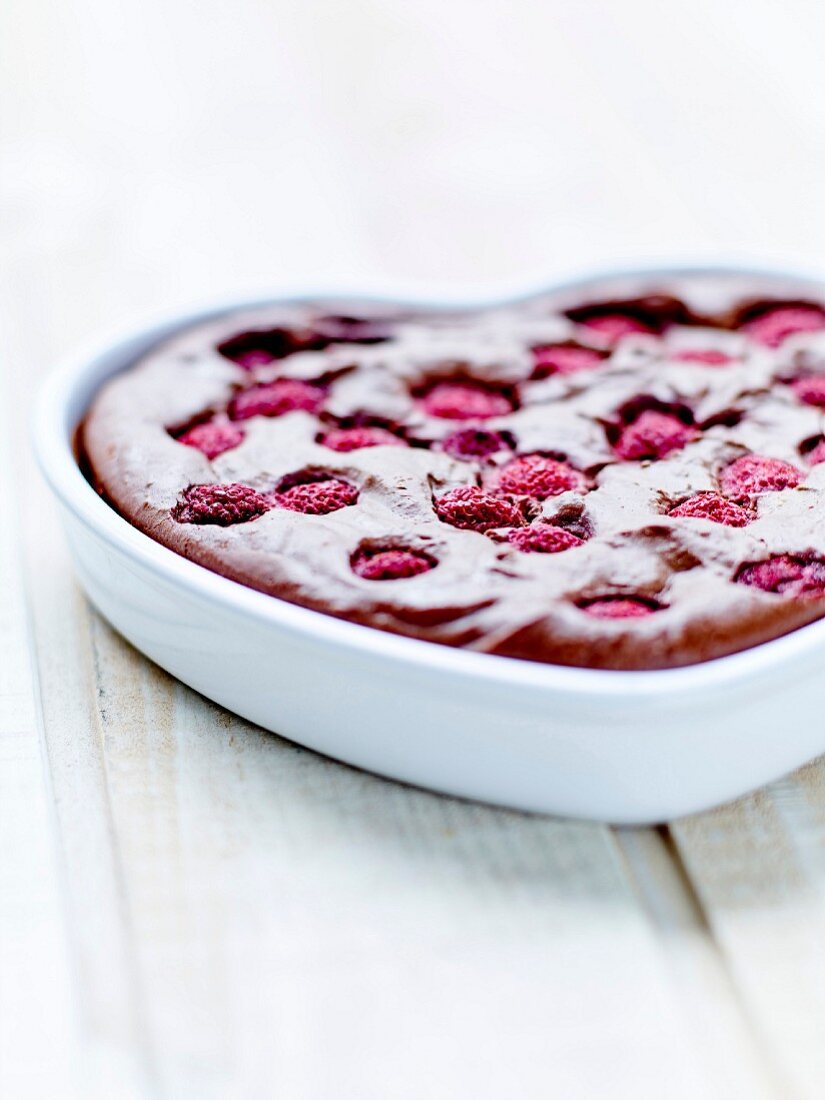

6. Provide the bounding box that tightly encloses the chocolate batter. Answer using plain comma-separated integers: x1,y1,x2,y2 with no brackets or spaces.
81,272,825,669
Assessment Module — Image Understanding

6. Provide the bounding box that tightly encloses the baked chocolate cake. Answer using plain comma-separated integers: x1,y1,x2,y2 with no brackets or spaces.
82,272,825,669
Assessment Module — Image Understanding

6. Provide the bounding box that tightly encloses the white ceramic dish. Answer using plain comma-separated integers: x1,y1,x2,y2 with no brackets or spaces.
33,266,825,824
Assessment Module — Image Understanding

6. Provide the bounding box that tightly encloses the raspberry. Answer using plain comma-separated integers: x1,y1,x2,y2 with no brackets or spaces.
218,319,390,369
489,454,585,499
578,314,655,344
272,478,358,515
233,349,278,370
806,439,825,466
420,381,514,420
668,493,752,527
229,379,325,421
351,547,435,580
176,419,245,459
735,554,825,598
441,429,512,460
579,597,660,619
218,327,304,368
720,454,802,499
671,349,734,366
172,483,270,525
320,426,404,451
507,524,584,553
613,410,697,461
790,376,825,408
742,306,825,348
531,344,605,378
434,486,524,532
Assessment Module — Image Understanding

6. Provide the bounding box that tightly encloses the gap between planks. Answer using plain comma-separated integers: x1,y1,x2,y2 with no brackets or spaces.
614,826,783,1099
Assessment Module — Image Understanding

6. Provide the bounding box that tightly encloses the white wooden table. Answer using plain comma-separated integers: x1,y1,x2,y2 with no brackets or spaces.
4,1,825,1096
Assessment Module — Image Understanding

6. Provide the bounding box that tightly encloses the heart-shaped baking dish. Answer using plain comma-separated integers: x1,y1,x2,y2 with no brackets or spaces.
34,266,825,823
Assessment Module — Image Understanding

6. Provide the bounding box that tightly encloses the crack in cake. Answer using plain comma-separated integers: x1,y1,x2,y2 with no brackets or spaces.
80,272,825,669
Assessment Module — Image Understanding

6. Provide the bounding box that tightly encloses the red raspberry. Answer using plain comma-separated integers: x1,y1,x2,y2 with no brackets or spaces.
720,454,802,499
233,348,278,369
668,493,752,527
735,554,825,598
441,429,512,460
806,439,825,466
177,419,245,459
420,381,514,420
507,524,584,553
489,454,585,499
531,345,605,377
613,410,697,461
218,319,390,370
172,483,270,525
217,327,304,367
272,478,358,515
671,349,734,366
578,313,654,344
742,306,825,348
320,426,404,451
229,379,325,420
790,376,825,408
434,486,524,532
351,547,436,580
579,597,660,619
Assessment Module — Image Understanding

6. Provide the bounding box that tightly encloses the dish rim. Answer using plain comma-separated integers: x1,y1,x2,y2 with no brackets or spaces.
33,260,825,704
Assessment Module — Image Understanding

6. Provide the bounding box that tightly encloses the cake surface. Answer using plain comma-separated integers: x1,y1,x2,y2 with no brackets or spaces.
81,272,825,669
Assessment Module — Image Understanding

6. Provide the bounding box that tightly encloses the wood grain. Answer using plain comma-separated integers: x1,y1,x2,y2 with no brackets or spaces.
4,0,825,1096
0,384,77,1099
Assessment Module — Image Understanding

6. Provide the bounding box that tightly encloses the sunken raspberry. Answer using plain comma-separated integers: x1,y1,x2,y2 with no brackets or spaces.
507,524,584,553
273,478,358,515
434,486,524,532
742,306,825,348
229,379,325,421
720,454,802,499
441,429,512,460
579,597,660,619
351,547,436,580
578,314,655,344
233,349,278,369
613,410,697,461
790,376,825,408
671,349,734,366
616,413,699,464
320,426,404,451
420,381,514,420
806,439,825,466
531,344,605,377
488,454,585,499
735,554,825,598
176,419,245,459
217,327,303,367
172,483,269,525
668,493,752,527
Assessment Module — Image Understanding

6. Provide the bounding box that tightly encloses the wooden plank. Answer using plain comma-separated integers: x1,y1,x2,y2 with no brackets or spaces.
20,540,155,1099
673,773,825,1100
77,615,749,1099
616,829,779,1098
0,386,78,1098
